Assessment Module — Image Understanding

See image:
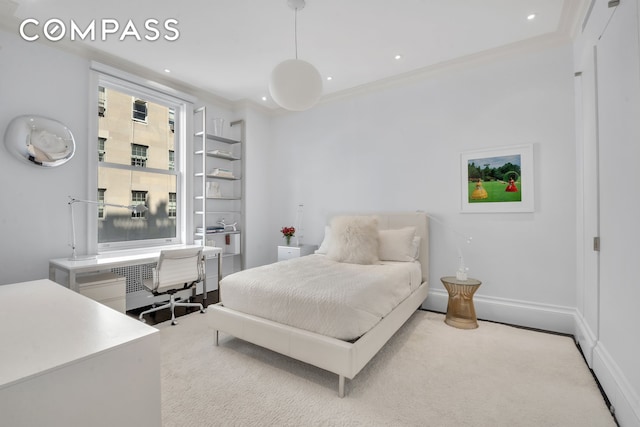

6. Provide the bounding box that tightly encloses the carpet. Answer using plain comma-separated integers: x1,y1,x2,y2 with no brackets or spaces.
157,310,616,427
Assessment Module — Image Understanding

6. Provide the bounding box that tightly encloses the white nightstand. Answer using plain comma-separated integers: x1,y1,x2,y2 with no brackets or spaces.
277,244,318,261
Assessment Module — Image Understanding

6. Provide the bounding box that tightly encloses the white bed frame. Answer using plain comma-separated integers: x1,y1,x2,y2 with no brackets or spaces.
209,212,429,397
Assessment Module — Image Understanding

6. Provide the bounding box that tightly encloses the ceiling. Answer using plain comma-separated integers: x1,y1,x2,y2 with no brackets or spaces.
1,0,587,109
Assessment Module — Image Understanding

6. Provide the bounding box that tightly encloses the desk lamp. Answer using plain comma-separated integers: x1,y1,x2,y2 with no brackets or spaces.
424,213,473,281
68,196,149,260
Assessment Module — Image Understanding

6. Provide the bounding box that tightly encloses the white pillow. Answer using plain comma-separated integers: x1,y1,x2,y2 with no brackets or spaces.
411,236,422,260
378,227,417,262
326,216,379,265
314,225,331,254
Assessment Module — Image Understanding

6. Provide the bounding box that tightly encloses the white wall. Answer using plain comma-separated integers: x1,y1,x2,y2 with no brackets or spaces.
266,44,578,332
0,25,579,334
575,1,640,426
238,105,275,269
0,29,238,286
0,30,90,284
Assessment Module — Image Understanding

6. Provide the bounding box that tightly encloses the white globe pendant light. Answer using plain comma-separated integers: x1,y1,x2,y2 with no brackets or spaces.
270,59,322,111
269,0,323,111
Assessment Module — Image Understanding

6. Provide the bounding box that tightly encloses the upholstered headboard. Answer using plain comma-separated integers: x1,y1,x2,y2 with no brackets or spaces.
328,211,430,283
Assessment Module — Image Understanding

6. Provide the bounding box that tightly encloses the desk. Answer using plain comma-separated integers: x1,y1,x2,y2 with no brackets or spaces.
49,245,222,307
0,279,160,427
440,276,482,329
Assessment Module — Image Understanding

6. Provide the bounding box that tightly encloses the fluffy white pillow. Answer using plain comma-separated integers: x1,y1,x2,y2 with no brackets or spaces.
314,225,331,254
378,227,417,262
326,216,379,265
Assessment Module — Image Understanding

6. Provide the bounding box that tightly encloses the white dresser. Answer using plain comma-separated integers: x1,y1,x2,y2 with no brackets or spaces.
0,279,161,427
277,244,318,261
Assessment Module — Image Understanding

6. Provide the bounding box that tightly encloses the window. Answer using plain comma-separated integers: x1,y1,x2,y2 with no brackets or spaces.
132,99,148,122
168,108,175,133
94,79,183,250
131,191,147,218
131,144,148,167
168,150,175,171
98,137,106,162
168,192,177,218
98,86,106,117
98,188,106,219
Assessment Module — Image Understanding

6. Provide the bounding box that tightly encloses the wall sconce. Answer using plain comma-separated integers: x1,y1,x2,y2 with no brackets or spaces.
4,115,75,167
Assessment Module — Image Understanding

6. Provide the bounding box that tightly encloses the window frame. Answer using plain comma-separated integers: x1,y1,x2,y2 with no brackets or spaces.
98,137,106,162
168,192,177,218
97,188,106,219
130,143,148,167
88,64,194,254
130,190,148,219
98,86,107,117
132,98,148,123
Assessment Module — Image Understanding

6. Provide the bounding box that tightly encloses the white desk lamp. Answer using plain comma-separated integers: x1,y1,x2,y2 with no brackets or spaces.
424,213,473,281
68,196,149,260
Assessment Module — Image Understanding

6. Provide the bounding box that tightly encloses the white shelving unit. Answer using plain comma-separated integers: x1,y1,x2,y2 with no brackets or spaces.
194,107,244,279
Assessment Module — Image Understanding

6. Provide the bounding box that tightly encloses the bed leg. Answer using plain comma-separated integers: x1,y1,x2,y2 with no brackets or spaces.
338,375,345,398
214,330,219,346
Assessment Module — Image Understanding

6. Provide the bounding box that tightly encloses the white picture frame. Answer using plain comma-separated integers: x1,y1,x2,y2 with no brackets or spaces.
460,144,534,213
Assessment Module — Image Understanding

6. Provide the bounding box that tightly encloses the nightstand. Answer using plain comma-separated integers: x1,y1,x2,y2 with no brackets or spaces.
440,276,482,329
277,244,317,261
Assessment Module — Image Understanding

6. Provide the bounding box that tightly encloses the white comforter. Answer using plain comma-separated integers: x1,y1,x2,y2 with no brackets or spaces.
220,254,422,340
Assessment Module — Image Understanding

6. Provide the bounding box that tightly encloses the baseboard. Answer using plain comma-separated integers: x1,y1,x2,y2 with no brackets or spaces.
422,289,576,334
593,343,640,427
574,311,598,366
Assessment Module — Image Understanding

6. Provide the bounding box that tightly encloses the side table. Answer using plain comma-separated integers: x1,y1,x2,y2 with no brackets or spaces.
277,244,318,261
440,276,482,329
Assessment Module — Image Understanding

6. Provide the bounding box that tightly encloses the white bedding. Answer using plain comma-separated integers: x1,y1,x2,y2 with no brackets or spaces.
220,254,422,340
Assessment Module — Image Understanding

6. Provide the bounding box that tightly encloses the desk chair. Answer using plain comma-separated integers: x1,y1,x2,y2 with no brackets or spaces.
138,247,206,325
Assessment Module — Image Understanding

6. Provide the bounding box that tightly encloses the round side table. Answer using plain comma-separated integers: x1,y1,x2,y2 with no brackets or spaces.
440,276,482,329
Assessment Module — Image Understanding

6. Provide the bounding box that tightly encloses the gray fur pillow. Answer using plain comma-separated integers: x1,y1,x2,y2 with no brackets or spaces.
326,216,379,265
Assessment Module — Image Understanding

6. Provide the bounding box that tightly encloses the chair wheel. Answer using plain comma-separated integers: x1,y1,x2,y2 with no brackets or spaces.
200,308,206,313
171,320,178,325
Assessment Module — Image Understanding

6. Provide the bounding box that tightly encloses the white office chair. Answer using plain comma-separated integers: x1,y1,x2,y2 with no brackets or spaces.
138,247,206,325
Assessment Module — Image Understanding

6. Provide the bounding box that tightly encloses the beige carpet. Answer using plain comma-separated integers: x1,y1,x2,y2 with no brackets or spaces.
157,310,616,427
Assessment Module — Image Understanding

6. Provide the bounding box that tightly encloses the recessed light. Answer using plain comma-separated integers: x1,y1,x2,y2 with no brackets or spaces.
261,96,268,101
527,14,536,20
326,76,333,81
394,54,402,60
164,68,171,73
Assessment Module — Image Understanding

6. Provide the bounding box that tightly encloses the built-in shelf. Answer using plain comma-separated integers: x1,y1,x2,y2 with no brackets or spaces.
193,172,241,181
195,210,242,215
194,196,242,201
193,106,245,279
194,150,241,161
194,230,241,237
194,131,241,145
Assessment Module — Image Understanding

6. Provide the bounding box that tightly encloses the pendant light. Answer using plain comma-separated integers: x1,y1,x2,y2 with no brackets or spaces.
269,0,323,111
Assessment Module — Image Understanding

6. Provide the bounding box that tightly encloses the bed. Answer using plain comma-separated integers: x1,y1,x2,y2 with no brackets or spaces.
209,212,429,397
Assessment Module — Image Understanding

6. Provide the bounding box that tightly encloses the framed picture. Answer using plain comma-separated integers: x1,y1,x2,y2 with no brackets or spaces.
460,144,534,213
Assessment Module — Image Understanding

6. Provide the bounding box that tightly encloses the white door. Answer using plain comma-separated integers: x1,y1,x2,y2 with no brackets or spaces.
595,0,640,409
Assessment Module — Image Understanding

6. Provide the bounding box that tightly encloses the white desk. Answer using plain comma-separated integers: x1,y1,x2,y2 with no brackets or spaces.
49,244,222,306
0,279,161,427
